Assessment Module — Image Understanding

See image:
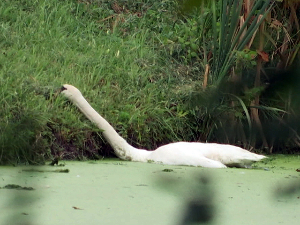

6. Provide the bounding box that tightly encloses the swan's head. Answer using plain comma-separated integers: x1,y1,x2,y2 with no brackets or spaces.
60,84,83,101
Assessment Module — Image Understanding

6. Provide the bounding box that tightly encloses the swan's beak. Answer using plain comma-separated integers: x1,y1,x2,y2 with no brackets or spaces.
60,85,67,93
51,85,67,100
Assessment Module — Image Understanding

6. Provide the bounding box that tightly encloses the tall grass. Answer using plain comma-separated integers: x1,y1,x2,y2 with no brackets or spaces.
177,0,300,153
0,0,193,164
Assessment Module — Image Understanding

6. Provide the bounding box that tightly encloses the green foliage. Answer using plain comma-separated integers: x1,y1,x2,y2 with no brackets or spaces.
210,0,272,84
235,49,257,68
175,0,300,153
0,85,50,164
0,0,194,164
1,0,299,164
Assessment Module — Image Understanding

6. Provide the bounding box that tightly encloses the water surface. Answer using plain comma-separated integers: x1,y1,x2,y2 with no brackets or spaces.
0,155,299,225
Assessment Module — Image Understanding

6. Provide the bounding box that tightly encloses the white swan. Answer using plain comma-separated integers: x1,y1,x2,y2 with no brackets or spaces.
61,84,266,168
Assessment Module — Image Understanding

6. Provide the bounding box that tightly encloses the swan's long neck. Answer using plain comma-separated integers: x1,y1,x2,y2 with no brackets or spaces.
69,94,150,161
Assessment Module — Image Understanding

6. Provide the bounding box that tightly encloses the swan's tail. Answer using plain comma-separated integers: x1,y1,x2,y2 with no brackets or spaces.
225,153,267,168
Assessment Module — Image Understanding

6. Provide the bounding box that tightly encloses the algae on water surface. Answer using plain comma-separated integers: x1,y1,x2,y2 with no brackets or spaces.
0,156,299,225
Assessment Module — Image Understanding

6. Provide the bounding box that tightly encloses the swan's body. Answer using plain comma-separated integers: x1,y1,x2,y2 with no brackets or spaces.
61,84,266,168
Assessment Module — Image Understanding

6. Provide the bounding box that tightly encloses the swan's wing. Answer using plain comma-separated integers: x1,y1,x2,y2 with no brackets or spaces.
148,143,227,168
149,142,265,168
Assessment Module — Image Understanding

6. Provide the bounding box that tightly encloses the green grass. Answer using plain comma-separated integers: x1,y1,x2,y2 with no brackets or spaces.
0,0,198,164
1,0,298,164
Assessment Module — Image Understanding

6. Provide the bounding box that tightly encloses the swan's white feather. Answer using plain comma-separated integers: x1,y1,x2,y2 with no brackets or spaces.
61,84,266,169
148,142,265,168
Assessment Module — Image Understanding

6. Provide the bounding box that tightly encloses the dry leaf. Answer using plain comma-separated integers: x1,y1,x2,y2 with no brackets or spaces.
272,19,282,27
256,50,269,62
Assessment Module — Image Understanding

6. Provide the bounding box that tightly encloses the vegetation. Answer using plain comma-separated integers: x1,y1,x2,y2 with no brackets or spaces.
0,0,299,164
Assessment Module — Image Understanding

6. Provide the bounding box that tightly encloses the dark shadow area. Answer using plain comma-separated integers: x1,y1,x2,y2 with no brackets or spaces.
179,175,215,225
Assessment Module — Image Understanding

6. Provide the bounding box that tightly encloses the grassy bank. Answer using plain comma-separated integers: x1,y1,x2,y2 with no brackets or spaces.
0,0,199,164
1,0,299,164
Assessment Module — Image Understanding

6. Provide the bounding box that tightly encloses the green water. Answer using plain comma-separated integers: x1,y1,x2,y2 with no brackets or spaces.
0,155,299,225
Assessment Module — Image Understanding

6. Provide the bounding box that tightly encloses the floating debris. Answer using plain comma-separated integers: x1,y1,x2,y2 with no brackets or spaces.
49,157,59,166
22,168,69,173
1,184,34,191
